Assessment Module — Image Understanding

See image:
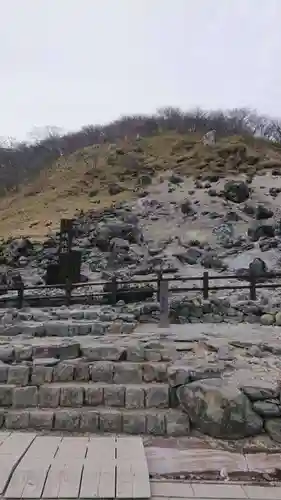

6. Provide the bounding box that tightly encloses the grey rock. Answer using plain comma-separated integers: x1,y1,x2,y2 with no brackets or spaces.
0,347,14,363
146,413,166,435
54,410,81,431
84,386,104,406
5,410,29,429
53,363,74,382
12,386,38,408
39,385,60,408
125,386,145,409
166,410,190,436
0,385,14,406
142,363,167,383
126,343,145,362
177,379,263,439
224,180,249,203
167,365,190,387
99,409,122,433
0,364,8,383
31,366,53,385
60,385,84,407
81,344,126,361
80,410,99,432
241,384,279,401
113,363,142,384
8,366,29,386
91,361,114,383
145,385,169,408
253,400,281,418
104,385,125,407
265,419,281,443
123,412,146,434
29,410,54,429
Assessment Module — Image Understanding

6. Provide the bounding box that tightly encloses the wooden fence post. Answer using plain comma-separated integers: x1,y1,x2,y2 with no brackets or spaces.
111,276,117,304
249,274,257,301
203,271,209,299
159,279,169,328
65,279,72,306
157,271,162,302
17,282,24,309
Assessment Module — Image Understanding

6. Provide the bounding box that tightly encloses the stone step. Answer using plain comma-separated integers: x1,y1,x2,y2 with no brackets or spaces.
1,407,189,435
1,360,171,385
0,382,176,410
0,339,177,364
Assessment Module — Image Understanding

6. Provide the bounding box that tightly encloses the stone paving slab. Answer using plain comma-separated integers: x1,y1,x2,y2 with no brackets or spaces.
151,482,281,499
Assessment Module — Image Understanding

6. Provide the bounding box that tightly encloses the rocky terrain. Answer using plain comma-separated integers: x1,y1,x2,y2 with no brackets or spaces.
1,131,281,444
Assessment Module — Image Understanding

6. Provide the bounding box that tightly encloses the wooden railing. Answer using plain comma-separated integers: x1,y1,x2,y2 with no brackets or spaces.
0,270,281,309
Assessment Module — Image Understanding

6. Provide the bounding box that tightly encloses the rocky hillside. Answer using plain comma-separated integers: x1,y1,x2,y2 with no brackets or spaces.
1,130,281,238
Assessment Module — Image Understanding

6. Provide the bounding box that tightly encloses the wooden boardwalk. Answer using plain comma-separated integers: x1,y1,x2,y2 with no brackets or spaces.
0,432,150,499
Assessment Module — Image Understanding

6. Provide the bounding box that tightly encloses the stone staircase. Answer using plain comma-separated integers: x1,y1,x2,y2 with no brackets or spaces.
0,340,189,435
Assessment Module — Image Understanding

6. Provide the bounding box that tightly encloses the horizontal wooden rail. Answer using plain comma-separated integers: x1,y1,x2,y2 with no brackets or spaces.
0,270,280,309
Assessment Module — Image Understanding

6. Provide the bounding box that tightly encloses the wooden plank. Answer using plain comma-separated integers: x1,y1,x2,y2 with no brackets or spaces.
5,436,62,499
55,436,89,462
0,433,35,496
116,437,150,499
42,437,88,499
80,437,116,499
0,432,11,447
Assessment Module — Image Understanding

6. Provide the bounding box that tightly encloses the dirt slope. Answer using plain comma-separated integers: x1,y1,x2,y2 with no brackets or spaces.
1,132,281,238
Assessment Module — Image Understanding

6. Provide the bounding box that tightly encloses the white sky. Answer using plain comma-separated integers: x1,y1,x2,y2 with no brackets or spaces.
1,0,281,140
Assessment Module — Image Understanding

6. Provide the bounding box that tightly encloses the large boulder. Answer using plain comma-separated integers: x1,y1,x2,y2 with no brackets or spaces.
223,181,249,203
177,378,263,439
248,222,275,241
94,221,142,251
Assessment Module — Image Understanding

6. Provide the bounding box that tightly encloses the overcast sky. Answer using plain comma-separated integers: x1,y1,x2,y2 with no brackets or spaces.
1,0,281,141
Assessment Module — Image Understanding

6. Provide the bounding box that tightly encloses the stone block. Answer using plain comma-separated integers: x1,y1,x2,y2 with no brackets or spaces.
60,385,84,407
13,386,38,408
5,410,29,429
80,410,99,432
144,349,161,362
58,342,80,360
0,347,14,363
126,343,145,362
145,385,169,408
14,346,33,362
39,385,60,408
104,385,125,407
53,363,74,382
165,410,190,436
29,410,54,430
123,412,146,434
81,344,126,361
142,363,168,382
84,386,104,406
125,386,145,409
31,366,53,385
99,409,122,433
0,385,14,406
113,363,142,384
91,362,114,383
146,412,166,435
0,364,8,383
74,363,90,382
8,365,30,386
54,410,81,431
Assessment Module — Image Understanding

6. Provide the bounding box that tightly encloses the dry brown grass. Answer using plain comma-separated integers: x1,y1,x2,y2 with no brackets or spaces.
0,132,280,239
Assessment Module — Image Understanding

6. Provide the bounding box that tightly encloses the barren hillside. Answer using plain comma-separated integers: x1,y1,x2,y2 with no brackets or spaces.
1,130,281,238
